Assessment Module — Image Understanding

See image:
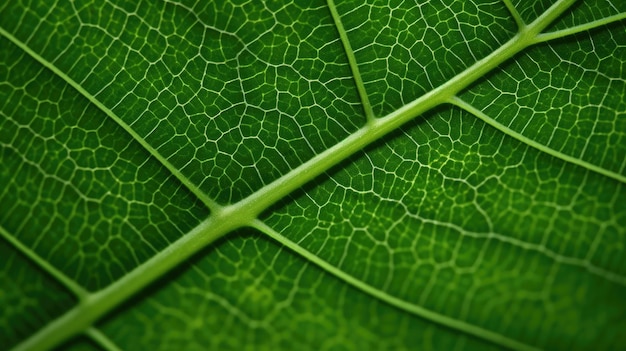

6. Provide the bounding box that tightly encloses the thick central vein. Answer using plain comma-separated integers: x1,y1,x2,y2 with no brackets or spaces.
5,1,580,351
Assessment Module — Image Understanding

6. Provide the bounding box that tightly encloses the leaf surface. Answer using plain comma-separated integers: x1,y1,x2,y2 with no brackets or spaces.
1,0,625,350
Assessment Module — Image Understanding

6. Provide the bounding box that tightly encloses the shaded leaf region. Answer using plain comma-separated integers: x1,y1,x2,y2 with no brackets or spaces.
1,0,625,350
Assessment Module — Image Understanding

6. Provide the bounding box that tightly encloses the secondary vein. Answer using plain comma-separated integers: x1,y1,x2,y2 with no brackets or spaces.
326,0,376,122
252,220,540,351
0,225,88,300
449,96,626,184
0,26,221,214
1,1,587,350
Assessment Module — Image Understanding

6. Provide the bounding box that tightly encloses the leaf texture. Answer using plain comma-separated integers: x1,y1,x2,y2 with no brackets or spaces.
1,0,625,350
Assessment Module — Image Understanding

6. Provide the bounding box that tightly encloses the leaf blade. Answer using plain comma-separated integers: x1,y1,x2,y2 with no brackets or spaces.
1,1,625,350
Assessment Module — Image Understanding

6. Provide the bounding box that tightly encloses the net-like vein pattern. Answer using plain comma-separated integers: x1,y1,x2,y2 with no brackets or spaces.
459,24,626,177
513,0,625,25
0,0,625,350
264,106,626,350
0,36,209,291
0,238,76,348
0,0,365,204
99,232,502,351
334,0,518,117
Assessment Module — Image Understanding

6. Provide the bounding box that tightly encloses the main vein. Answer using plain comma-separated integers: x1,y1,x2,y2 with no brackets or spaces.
3,0,585,350
233,0,580,220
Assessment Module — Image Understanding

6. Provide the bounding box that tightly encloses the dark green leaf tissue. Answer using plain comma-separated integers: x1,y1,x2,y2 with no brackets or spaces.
1,0,625,350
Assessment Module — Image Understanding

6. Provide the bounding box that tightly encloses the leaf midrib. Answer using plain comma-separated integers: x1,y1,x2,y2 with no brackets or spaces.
3,0,620,350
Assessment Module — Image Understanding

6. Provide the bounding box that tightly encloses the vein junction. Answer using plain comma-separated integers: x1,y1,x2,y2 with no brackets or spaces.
4,0,624,350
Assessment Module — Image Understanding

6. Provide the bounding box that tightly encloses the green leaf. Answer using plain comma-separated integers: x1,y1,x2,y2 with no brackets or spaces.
1,0,625,350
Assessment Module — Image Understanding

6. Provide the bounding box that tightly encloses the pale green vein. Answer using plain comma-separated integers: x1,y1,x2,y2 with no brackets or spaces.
2,1,585,350
524,0,578,38
85,328,122,351
501,0,526,29
449,96,626,184
327,0,375,121
252,220,539,351
0,225,88,301
231,0,576,220
534,12,626,43
0,26,220,214
10,213,241,351
422,216,626,286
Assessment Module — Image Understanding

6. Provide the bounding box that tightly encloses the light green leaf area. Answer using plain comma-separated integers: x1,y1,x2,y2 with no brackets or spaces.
0,0,624,350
